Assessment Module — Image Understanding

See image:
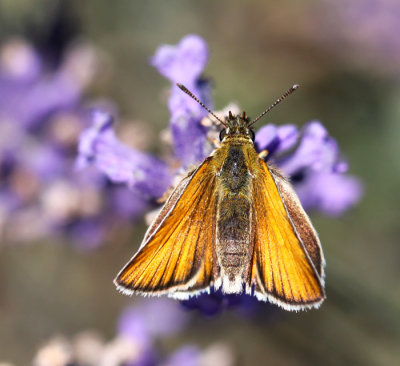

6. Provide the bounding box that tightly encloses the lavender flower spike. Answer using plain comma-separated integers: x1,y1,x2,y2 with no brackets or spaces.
255,120,363,216
76,110,172,199
164,346,201,366
254,123,299,158
0,39,83,130
151,35,211,167
151,34,208,85
295,170,363,216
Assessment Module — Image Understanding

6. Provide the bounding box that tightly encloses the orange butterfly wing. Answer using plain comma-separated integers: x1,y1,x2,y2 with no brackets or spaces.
269,166,325,278
251,159,325,310
114,157,218,298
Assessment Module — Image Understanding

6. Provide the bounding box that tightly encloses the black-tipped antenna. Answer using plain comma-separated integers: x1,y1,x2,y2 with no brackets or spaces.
176,83,228,127
248,84,300,127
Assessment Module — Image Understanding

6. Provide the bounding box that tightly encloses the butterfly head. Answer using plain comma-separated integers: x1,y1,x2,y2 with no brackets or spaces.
219,111,255,142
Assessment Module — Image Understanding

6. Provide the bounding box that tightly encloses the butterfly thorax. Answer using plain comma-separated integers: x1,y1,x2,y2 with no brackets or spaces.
216,112,257,195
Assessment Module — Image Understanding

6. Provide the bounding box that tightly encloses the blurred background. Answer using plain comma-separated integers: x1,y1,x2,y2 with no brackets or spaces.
0,0,399,365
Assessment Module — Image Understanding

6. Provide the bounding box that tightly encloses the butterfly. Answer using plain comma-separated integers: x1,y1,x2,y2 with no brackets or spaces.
114,84,325,311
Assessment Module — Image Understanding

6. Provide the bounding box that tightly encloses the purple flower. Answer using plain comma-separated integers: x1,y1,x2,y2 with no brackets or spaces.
0,38,41,80
181,290,273,318
0,40,91,243
116,299,191,366
294,171,363,216
255,123,298,157
0,39,154,248
164,346,200,366
258,121,364,216
118,298,189,341
151,35,208,85
30,300,234,366
277,121,338,174
0,39,86,130
118,307,152,350
76,110,171,199
151,35,211,167
110,186,149,220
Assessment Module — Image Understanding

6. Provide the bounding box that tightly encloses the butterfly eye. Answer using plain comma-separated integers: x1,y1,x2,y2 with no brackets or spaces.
219,129,227,141
249,129,255,141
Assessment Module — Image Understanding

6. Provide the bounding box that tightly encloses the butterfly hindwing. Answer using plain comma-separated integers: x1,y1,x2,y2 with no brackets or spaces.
251,159,325,310
114,157,218,297
269,166,325,278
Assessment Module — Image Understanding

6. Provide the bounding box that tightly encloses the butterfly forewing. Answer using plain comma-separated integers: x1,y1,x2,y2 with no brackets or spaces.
115,157,218,296
251,159,325,310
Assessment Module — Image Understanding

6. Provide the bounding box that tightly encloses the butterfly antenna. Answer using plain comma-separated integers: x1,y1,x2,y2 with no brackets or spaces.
248,84,300,127
177,83,228,127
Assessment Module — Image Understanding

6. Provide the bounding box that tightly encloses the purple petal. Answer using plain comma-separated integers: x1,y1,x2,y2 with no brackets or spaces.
164,346,200,366
118,299,188,346
279,121,339,175
168,82,211,166
131,299,189,337
152,35,211,166
76,110,172,198
110,187,150,220
181,290,265,318
0,187,22,211
295,171,364,216
255,124,298,157
0,72,81,130
75,110,113,168
142,299,189,337
0,39,41,81
68,219,106,250
117,307,152,348
169,107,207,165
25,145,66,181
151,34,208,85
0,41,92,131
